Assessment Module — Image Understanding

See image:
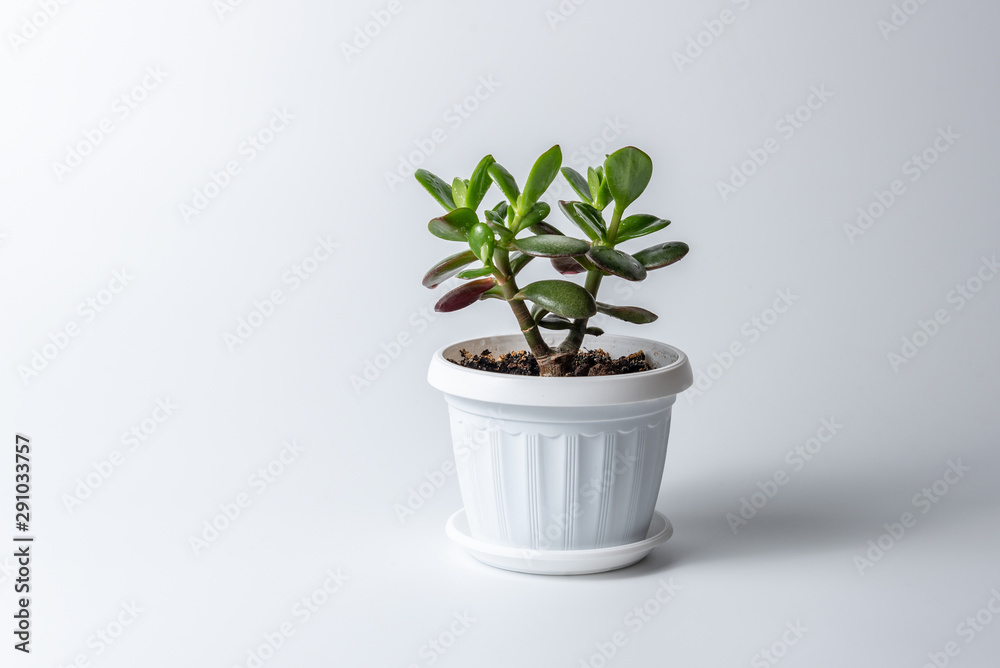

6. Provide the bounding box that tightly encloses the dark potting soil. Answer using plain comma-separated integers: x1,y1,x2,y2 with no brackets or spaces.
453,348,651,376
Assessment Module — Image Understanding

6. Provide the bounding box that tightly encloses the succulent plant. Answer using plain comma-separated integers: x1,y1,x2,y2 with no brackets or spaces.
418,145,689,377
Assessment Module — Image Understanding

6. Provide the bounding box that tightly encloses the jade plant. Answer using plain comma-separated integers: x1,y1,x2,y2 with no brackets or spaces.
418,145,689,377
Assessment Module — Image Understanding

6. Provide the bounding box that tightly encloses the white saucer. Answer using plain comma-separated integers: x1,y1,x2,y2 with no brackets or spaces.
445,509,673,575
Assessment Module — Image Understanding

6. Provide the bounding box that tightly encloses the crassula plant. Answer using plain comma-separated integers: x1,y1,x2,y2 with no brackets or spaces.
418,145,689,377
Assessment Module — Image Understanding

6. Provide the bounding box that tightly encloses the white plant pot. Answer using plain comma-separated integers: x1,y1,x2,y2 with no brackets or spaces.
428,333,693,559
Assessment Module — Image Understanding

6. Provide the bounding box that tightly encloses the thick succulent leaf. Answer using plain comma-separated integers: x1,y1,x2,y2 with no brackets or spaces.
561,167,592,204
587,246,648,281
558,201,606,242
466,155,495,211
512,235,590,258
594,176,612,210
514,280,597,319
529,221,563,236
451,177,467,208
415,169,456,211
604,147,652,210
422,249,478,288
434,278,495,312
488,163,520,206
633,241,690,269
489,200,509,221
509,252,534,276
596,301,658,324
468,223,495,264
481,285,504,300
538,315,572,331
514,201,550,233
616,214,670,243
484,220,514,244
585,326,604,336
587,167,601,200
520,145,561,214
428,207,478,241
457,266,495,280
551,256,587,275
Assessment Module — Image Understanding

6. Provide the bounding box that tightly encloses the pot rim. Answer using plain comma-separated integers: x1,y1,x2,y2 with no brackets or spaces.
427,333,693,407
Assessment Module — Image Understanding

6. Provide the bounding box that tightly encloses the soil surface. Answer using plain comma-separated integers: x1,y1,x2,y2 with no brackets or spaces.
453,348,651,376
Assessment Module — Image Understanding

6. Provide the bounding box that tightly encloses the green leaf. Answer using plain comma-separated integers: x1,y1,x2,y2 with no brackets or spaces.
596,301,658,324
585,326,604,336
604,147,652,210
520,145,561,215
558,201,606,242
514,280,597,319
483,220,514,244
561,167,592,204
422,249,478,288
529,221,563,236
465,155,495,211
514,201,550,234
451,178,467,208
593,176,612,211
551,256,587,275
435,278,496,312
616,214,670,243
538,315,572,330
587,167,601,201
481,285,504,300
633,241,689,269
428,207,478,241
468,223,495,264
510,252,534,276
457,266,495,280
512,235,591,258
415,169,456,211
488,163,520,206
587,246,647,281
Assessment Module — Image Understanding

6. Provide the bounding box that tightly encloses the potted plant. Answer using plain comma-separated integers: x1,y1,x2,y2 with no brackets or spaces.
420,145,693,575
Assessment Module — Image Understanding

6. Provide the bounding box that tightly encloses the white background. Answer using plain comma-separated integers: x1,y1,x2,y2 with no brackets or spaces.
2,0,999,666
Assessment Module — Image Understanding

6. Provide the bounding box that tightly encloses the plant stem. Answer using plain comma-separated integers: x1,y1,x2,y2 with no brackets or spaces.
494,250,554,366
560,206,622,354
